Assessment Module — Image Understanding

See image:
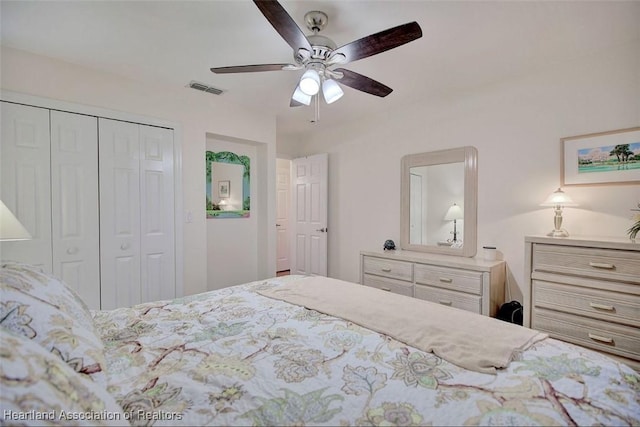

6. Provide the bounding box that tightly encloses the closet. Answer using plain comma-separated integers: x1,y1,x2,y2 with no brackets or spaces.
0,101,176,310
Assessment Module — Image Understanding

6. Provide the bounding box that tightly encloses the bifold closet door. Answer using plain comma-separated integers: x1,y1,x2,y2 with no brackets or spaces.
99,118,175,309
50,111,100,309
0,102,52,270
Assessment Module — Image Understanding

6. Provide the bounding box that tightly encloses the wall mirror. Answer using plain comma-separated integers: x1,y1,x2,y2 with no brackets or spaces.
400,146,478,257
206,151,250,218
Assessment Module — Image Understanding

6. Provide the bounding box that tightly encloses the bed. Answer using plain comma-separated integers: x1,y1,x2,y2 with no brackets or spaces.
1,262,639,426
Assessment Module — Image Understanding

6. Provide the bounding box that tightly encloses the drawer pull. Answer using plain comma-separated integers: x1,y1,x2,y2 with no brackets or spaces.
439,300,452,306
439,277,453,283
589,302,614,311
381,268,392,273
381,287,391,292
589,262,615,270
588,333,613,344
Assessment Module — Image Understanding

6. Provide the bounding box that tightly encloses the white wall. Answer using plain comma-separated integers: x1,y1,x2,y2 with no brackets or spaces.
1,46,277,297
206,137,259,290
284,40,640,303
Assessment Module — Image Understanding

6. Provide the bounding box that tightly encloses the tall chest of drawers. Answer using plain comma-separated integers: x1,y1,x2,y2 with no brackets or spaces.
360,250,505,317
525,235,640,370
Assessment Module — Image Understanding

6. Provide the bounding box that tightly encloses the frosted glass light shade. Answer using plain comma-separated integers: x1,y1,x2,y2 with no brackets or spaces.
0,200,31,241
292,85,312,105
299,69,320,95
540,188,577,206
322,79,344,104
444,203,464,220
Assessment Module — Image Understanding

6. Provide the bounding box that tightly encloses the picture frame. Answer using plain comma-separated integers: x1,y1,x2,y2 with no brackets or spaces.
561,126,640,186
218,180,230,198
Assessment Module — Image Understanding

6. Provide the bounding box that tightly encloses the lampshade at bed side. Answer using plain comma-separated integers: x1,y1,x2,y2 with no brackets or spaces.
0,200,32,241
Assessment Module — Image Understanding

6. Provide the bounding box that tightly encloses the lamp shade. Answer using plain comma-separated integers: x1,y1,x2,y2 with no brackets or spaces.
540,188,578,207
322,79,344,104
0,200,31,241
292,85,312,106
299,69,320,96
444,203,464,221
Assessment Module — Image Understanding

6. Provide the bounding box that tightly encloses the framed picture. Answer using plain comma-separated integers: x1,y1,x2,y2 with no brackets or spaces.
218,180,230,198
561,126,640,186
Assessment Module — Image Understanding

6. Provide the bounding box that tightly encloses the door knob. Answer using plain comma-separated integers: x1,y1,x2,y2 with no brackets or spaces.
120,243,130,250
66,247,79,255
316,227,327,233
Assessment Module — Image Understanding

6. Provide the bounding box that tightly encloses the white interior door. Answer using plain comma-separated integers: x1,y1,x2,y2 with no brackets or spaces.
291,153,328,276
50,111,100,309
276,158,291,272
0,102,52,270
139,124,175,303
99,118,142,309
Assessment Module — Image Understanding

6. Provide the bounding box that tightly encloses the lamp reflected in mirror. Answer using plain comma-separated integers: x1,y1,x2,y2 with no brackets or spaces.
444,203,464,244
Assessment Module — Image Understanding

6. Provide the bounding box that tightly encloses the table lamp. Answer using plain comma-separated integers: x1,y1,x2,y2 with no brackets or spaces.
540,188,577,237
0,200,32,241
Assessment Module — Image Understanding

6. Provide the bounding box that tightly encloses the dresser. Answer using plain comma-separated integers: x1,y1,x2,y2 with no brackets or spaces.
525,235,640,370
360,250,505,316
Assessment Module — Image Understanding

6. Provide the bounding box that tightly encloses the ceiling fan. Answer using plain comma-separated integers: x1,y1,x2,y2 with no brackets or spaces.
210,0,422,109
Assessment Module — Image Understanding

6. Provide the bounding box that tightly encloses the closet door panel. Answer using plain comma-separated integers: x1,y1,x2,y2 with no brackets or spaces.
50,111,100,309
0,102,51,270
99,118,141,309
140,125,175,302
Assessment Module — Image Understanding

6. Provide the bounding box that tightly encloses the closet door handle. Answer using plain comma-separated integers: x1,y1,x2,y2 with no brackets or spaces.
588,333,613,344
589,302,614,311
589,262,615,269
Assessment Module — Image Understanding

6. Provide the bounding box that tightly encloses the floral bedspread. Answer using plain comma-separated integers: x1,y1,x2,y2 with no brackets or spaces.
93,275,640,426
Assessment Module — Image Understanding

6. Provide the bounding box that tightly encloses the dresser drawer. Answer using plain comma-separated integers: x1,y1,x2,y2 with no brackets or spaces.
362,256,413,282
362,273,413,297
533,280,640,327
532,243,640,284
533,308,640,361
414,264,483,295
414,284,481,314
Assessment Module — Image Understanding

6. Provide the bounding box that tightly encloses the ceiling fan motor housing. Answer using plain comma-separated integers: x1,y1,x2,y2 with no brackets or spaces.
210,1,422,103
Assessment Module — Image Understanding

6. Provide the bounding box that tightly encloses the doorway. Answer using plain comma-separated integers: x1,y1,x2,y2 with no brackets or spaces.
276,158,291,275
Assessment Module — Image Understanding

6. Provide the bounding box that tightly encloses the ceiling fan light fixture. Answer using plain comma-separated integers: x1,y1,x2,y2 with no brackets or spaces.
299,69,320,95
292,85,312,106
322,78,344,104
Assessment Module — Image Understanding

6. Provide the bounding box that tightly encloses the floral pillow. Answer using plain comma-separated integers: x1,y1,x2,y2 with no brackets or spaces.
0,329,128,426
0,262,107,386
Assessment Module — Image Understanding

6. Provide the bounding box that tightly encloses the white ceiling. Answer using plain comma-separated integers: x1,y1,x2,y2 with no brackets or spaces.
2,1,638,140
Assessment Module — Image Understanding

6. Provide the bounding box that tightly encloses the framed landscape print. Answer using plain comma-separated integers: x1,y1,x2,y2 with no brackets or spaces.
561,127,640,186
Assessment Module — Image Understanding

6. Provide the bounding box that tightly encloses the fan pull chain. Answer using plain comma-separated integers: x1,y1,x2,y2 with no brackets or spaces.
311,93,320,124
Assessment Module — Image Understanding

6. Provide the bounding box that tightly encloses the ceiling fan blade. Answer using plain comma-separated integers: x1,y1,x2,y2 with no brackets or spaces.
253,0,313,53
334,68,393,97
211,64,291,74
331,22,422,64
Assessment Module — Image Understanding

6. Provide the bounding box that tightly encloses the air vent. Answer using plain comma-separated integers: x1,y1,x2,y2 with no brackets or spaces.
187,81,224,95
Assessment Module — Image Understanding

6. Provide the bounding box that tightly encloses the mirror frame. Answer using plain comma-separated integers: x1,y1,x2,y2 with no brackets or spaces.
400,146,478,257
205,150,251,218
